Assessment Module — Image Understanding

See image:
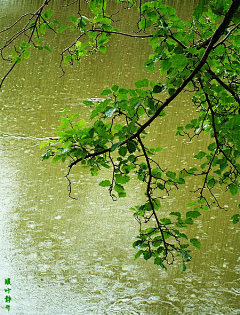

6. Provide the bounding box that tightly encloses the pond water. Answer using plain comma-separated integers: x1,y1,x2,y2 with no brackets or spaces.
0,1,239,314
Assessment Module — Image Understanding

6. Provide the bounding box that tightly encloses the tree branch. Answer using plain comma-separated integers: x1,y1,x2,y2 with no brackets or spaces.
207,67,240,112
199,78,240,176
67,1,240,171
213,23,240,49
0,0,52,88
137,134,171,263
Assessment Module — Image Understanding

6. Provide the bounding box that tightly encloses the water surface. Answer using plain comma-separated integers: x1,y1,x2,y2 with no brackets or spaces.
0,1,239,314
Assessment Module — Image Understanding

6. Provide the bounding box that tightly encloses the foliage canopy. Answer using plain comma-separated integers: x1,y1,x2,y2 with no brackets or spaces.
1,0,240,271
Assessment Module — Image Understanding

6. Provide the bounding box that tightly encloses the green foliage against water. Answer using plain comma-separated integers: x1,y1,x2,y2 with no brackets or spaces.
1,0,240,271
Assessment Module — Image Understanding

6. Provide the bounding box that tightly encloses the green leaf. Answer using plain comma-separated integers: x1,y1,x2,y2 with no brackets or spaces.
200,162,208,170
134,250,143,259
89,0,104,14
99,46,107,54
180,261,187,273
208,142,216,151
22,51,30,59
181,250,192,260
229,183,239,196
194,151,206,159
153,199,161,210
51,154,62,164
105,107,116,117
64,55,72,65
153,85,164,93
208,178,216,188
177,126,184,131
68,15,77,24
193,0,210,19
39,141,50,149
113,124,122,131
231,214,240,224
154,257,166,269
161,59,172,73
115,174,130,184
190,238,201,248
96,17,111,25
41,149,51,160
185,218,194,225
13,56,21,64
186,210,202,219
128,155,135,162
57,24,68,34
112,84,119,92
43,45,52,52
101,89,112,96
133,240,145,249
139,18,152,30
127,141,136,153
143,251,152,260
152,169,162,178
157,183,164,190
185,123,193,130
135,78,149,88
111,142,120,152
180,244,189,249
118,146,127,157
19,41,31,49
198,198,206,204
152,240,162,247
160,218,171,224
75,120,87,129
168,88,176,96
99,180,111,187
233,10,240,24
186,201,196,207
150,146,162,153
119,88,128,94
114,183,126,197
176,177,185,184
137,106,145,116
166,171,176,180
82,100,94,106
43,9,54,19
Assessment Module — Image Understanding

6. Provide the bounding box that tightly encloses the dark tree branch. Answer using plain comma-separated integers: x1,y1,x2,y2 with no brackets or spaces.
0,0,52,87
0,13,34,34
137,134,171,263
89,28,188,49
207,67,240,112
199,78,240,176
0,62,17,89
213,23,240,49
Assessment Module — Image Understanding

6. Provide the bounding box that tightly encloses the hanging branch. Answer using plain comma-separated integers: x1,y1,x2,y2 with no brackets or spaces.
0,0,52,88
